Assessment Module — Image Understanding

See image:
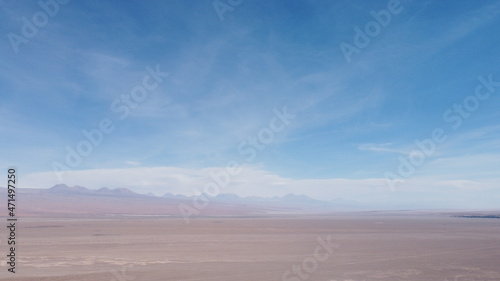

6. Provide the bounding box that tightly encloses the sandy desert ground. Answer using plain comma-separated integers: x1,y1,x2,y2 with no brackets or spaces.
1,213,500,281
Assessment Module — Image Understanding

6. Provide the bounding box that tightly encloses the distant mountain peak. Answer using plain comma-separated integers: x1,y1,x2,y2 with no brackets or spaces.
214,193,243,200
113,187,137,195
49,184,70,190
97,187,137,195
279,193,327,205
48,184,91,194
162,193,189,200
47,185,137,197
97,187,111,193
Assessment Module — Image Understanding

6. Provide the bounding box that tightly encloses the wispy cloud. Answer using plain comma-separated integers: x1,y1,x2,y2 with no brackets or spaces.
358,142,408,154
1,0,499,208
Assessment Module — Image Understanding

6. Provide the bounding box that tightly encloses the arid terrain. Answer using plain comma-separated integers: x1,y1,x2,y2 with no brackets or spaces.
2,212,500,281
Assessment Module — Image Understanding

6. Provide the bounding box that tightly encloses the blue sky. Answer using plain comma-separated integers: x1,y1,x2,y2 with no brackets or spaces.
1,0,499,209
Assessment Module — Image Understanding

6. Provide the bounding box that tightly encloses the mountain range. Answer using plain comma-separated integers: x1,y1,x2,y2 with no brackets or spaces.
0,184,367,217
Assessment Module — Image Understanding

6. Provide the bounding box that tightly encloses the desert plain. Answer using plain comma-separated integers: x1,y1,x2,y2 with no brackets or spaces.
2,212,500,281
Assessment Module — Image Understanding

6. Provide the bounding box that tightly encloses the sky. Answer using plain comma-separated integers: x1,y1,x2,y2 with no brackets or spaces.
1,0,499,209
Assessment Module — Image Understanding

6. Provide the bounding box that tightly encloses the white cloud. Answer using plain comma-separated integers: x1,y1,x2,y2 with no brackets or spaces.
20,165,500,209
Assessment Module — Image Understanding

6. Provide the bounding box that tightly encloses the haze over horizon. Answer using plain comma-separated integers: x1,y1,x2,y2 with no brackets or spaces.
2,0,500,209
